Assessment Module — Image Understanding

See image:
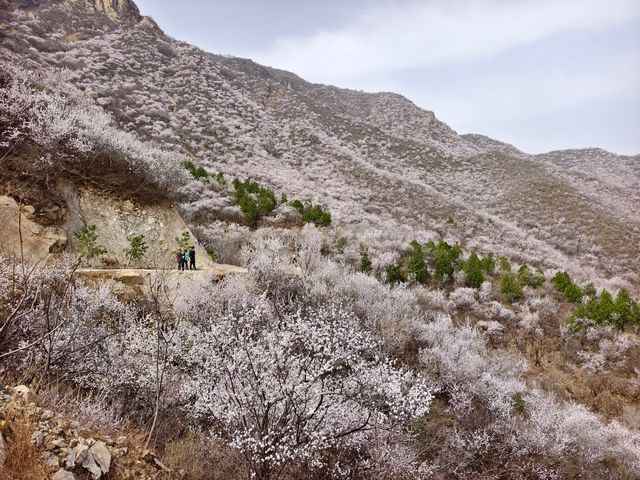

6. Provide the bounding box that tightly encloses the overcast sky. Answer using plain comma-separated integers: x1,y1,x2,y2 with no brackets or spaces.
135,0,640,155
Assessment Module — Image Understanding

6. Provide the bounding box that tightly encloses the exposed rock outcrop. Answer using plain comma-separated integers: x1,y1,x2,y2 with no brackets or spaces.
0,385,166,480
0,181,216,270
0,430,6,466
80,0,140,22
0,196,68,263
58,181,213,269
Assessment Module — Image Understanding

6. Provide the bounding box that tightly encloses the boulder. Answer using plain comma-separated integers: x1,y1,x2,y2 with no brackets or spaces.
90,440,111,474
63,448,77,469
74,439,111,479
81,451,102,480
0,431,6,466
31,430,44,447
74,442,91,465
43,451,60,470
52,469,75,480
13,385,31,398
0,197,68,263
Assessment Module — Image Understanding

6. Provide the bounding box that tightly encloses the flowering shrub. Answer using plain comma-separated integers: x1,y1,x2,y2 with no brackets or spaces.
0,61,188,195
2,250,640,479
449,287,477,308
179,300,434,479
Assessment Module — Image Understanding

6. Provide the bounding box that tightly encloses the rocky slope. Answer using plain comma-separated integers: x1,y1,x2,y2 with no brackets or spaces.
0,385,164,480
0,0,638,290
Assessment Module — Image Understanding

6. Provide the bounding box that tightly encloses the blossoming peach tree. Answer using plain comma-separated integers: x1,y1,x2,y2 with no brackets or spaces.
177,300,435,479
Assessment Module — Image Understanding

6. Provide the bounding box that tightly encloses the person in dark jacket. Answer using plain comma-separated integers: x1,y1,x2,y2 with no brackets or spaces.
189,246,196,270
176,248,185,271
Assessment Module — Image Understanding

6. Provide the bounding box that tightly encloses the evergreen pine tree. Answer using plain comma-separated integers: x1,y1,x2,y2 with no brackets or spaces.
596,290,614,324
500,273,523,302
385,263,405,284
614,288,632,326
360,249,372,274
407,240,428,284
462,251,484,288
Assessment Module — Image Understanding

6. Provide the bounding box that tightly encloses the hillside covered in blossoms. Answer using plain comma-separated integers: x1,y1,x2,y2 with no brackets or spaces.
0,1,639,479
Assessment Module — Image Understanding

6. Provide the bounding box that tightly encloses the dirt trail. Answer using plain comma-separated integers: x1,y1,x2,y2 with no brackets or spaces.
75,264,247,301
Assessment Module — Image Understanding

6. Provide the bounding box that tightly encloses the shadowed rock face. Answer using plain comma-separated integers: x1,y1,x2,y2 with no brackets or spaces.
0,196,67,263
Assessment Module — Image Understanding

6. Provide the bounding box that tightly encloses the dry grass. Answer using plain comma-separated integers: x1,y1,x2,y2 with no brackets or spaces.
0,418,48,480
159,432,245,480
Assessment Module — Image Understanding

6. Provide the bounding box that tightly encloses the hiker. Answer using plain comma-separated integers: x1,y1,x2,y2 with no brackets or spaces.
183,248,190,271
177,248,185,271
189,246,196,270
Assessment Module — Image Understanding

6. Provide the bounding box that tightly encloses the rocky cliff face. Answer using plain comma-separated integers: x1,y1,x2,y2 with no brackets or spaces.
79,0,160,29
58,180,213,269
82,0,140,21
0,181,213,270
0,196,67,263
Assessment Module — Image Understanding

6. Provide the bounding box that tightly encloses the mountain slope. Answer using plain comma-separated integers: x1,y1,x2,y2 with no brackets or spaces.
1,0,638,289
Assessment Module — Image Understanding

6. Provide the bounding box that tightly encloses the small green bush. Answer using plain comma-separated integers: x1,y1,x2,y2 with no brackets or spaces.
564,282,584,303
631,301,640,325
233,178,277,227
301,204,331,226
614,288,632,323
583,282,597,299
385,263,405,285
74,224,107,259
406,240,428,284
238,194,259,227
500,272,523,302
551,271,572,292
289,199,304,214
597,290,615,322
183,160,208,180
512,392,527,415
175,231,190,250
360,249,372,274
498,256,511,273
257,189,277,216
336,237,348,253
518,265,546,288
213,171,226,186
426,240,461,284
124,233,148,265
480,253,495,273
551,271,583,302
206,246,218,262
462,251,484,288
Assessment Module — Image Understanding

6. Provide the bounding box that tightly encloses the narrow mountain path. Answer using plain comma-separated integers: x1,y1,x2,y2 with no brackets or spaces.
75,264,247,301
